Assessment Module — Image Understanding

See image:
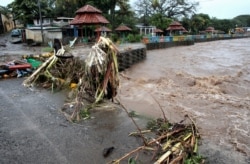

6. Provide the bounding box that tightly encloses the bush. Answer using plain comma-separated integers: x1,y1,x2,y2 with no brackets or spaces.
134,34,143,42
126,34,135,42
110,33,119,42
126,34,142,43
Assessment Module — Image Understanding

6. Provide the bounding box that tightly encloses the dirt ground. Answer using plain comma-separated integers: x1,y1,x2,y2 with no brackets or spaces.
0,32,250,163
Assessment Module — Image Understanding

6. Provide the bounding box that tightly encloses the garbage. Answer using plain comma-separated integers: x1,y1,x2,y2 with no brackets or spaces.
0,60,32,79
26,58,42,69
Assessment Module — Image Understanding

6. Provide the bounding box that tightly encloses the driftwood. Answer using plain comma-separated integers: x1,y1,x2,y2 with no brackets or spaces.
111,114,204,164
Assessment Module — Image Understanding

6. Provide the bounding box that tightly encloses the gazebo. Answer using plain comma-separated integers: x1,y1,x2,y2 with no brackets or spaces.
70,4,109,42
166,21,187,35
154,28,164,36
205,26,215,34
95,26,112,40
115,24,132,42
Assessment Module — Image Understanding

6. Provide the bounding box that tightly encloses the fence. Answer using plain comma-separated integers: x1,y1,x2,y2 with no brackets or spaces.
142,33,250,50
143,33,250,44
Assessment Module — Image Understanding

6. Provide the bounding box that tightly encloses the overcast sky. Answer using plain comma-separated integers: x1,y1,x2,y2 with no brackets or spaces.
2,0,250,19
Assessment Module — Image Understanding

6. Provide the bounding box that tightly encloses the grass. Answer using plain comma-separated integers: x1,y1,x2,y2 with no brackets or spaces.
41,47,53,52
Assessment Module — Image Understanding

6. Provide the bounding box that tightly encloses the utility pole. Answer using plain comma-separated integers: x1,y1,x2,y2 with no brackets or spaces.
38,0,44,44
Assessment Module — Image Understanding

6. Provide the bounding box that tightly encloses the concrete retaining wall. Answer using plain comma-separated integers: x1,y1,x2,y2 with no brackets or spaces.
146,40,194,50
117,47,146,72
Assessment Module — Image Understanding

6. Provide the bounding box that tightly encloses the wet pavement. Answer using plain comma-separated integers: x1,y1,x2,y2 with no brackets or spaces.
0,78,151,164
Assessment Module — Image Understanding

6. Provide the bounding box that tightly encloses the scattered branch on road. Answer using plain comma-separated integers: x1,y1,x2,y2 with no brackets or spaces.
110,115,205,164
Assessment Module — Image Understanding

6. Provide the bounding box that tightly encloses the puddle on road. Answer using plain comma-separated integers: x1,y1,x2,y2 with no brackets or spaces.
118,38,250,157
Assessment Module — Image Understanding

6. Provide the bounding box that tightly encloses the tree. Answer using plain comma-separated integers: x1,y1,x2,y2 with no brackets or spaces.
0,5,12,18
134,0,198,19
134,0,151,26
153,0,198,18
189,13,210,34
100,0,132,30
210,18,235,33
149,13,172,30
233,15,250,27
7,0,54,25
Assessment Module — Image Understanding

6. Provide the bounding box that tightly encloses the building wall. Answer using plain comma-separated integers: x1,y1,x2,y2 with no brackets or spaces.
0,13,14,33
46,30,62,43
25,27,62,44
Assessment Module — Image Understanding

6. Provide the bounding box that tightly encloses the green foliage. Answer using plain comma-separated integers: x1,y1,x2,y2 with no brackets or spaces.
7,0,54,25
7,0,133,29
134,0,198,23
134,34,143,42
41,47,54,52
110,33,119,42
180,13,250,34
128,157,137,164
146,118,172,132
149,13,172,30
184,154,205,164
210,18,235,33
126,34,135,42
79,109,90,120
126,34,142,43
233,15,250,27
189,14,211,34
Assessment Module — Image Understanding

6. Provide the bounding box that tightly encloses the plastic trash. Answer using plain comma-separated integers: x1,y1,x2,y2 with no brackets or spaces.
26,58,42,69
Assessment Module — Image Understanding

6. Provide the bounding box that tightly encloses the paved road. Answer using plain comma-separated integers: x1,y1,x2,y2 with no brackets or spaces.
0,78,149,164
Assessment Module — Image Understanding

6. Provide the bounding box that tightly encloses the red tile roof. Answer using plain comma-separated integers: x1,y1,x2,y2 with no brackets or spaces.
205,26,215,32
169,21,182,26
154,28,164,33
70,5,109,25
166,21,187,32
70,13,109,25
115,25,132,31
76,4,102,13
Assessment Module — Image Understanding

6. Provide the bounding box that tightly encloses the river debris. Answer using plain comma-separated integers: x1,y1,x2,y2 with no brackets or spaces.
0,60,33,79
23,37,119,121
110,114,205,164
0,51,54,79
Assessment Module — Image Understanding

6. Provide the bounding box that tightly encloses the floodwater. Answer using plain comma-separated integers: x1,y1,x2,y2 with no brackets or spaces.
118,38,250,162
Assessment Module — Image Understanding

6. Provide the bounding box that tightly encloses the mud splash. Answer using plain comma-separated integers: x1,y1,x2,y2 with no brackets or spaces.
118,38,250,162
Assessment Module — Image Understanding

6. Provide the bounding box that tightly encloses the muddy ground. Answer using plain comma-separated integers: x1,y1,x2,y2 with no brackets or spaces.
0,33,250,163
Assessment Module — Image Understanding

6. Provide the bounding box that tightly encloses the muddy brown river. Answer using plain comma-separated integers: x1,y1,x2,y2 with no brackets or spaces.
118,38,250,163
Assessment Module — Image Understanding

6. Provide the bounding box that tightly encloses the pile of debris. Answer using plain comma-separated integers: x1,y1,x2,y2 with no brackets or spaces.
111,115,205,164
0,60,32,79
23,37,119,121
0,52,53,79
